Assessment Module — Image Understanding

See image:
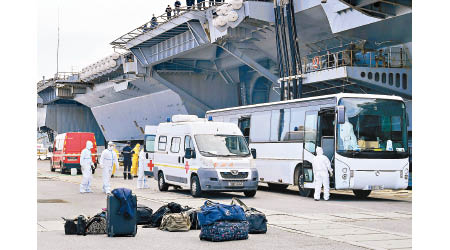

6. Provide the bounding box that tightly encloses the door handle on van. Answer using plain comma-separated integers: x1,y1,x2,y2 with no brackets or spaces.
178,156,181,163
146,153,149,159
182,157,184,164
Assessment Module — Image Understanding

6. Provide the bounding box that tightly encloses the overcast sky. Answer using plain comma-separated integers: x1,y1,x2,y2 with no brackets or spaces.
37,0,177,81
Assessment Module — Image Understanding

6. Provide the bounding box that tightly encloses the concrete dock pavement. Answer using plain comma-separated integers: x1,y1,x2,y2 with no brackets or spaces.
37,160,411,250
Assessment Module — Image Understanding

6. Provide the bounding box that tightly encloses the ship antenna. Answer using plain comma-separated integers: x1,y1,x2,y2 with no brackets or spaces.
56,5,60,75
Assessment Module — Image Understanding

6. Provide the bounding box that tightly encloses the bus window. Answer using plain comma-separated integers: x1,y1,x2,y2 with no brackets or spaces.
270,110,280,141
304,111,318,153
250,111,271,142
288,107,306,141
279,109,291,141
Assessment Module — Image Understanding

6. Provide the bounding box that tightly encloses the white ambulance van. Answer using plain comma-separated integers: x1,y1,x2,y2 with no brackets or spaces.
144,115,258,197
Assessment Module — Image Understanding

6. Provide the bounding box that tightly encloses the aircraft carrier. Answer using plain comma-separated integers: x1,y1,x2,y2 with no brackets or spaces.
36,0,412,146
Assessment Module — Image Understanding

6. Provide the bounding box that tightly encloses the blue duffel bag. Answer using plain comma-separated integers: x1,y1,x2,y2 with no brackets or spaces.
197,200,247,227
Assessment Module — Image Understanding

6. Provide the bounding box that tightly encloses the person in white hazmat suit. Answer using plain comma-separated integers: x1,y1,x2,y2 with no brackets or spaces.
80,141,94,193
338,116,358,150
312,147,334,201
137,148,149,189
100,141,119,194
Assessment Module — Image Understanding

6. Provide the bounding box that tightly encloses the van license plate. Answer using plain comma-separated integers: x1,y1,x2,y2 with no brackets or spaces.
228,181,243,187
67,157,77,161
368,185,384,190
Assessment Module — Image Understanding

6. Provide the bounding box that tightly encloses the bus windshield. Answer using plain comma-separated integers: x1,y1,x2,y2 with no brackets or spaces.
195,134,250,157
337,98,408,158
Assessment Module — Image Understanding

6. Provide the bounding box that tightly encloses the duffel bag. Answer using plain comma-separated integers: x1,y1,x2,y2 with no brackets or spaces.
197,200,247,227
231,197,267,234
150,205,171,227
199,221,249,242
159,212,191,232
86,212,107,234
137,205,153,225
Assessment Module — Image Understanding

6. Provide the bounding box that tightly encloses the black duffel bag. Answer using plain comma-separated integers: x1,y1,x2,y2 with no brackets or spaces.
62,215,87,236
136,205,153,225
231,198,267,234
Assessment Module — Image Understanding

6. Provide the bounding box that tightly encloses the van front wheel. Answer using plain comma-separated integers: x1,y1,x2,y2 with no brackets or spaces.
190,175,202,197
158,172,169,191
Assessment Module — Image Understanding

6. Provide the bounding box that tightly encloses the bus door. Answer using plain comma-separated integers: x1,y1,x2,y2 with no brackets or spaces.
301,110,319,191
318,108,336,188
238,117,250,144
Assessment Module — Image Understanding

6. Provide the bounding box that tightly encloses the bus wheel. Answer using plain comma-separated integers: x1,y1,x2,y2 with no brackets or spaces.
50,160,55,172
353,190,371,199
297,171,313,197
243,190,257,197
158,172,169,191
268,183,289,191
190,175,202,197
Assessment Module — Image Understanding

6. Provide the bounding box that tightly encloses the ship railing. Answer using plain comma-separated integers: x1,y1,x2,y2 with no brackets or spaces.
111,1,227,49
301,49,411,74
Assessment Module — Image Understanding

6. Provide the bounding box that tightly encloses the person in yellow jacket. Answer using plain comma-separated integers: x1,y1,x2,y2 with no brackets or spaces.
131,143,140,177
111,146,120,178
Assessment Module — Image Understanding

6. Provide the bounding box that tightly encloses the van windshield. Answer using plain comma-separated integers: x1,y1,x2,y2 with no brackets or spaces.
194,134,250,157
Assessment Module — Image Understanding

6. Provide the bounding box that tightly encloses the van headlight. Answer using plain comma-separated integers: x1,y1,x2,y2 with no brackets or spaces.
342,168,348,173
342,174,347,180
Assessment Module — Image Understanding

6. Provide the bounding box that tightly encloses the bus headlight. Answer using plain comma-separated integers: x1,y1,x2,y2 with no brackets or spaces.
342,174,347,180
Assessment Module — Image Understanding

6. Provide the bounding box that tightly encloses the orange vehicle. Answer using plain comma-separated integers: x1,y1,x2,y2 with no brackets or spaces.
50,132,98,173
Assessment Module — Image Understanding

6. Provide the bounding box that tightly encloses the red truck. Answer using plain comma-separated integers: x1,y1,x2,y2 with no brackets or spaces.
50,132,98,173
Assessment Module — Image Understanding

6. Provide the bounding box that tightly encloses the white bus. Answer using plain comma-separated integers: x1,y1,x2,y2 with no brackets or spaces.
206,93,409,198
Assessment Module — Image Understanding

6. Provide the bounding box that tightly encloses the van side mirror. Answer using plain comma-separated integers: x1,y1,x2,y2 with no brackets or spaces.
251,148,256,159
48,146,53,152
185,148,196,159
336,105,345,124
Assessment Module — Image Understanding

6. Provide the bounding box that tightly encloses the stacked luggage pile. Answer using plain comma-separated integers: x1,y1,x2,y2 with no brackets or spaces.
63,188,267,242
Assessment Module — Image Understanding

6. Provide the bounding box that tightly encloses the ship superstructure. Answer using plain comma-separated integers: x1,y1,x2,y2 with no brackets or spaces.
37,0,412,144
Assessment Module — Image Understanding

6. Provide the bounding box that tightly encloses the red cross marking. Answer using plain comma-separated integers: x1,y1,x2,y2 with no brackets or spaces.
185,161,190,174
147,160,154,171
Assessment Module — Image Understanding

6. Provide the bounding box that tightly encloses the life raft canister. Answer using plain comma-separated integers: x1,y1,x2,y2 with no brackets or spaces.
312,56,320,69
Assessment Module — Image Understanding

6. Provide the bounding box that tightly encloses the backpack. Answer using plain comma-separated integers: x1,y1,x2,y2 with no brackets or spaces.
167,202,182,213
159,212,191,232
62,215,87,236
185,208,201,230
149,205,171,227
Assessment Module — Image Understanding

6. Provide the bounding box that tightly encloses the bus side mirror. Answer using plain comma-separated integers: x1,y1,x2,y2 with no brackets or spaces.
185,148,196,159
337,105,345,124
251,148,257,159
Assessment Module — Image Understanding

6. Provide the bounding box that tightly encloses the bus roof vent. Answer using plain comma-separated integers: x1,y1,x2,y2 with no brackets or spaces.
171,115,200,123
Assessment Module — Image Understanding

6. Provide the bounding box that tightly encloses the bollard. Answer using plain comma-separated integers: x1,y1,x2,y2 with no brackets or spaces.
71,168,77,176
